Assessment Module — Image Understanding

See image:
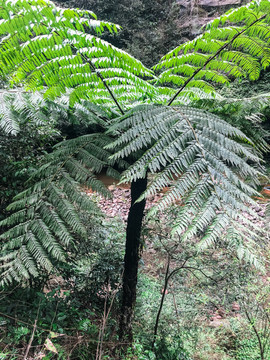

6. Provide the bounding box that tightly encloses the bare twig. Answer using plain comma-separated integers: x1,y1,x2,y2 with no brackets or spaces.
23,301,40,360
183,266,218,284
96,290,108,360
95,275,123,360
244,308,266,360
152,254,171,349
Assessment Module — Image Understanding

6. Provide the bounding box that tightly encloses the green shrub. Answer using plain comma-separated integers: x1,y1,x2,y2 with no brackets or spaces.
236,337,262,360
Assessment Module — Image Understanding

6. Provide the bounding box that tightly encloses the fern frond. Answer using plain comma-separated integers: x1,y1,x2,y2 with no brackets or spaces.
109,105,264,268
155,0,270,103
0,90,66,135
190,92,270,152
0,92,20,134
0,131,125,284
266,202,270,217
0,0,157,110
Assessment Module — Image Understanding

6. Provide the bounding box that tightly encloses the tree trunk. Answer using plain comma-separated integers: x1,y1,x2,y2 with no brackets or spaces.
119,177,147,343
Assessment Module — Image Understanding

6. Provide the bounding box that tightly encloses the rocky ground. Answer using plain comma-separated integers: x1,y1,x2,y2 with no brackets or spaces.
86,183,268,226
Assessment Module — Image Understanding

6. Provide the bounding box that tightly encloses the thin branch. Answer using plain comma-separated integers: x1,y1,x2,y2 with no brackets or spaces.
151,256,222,350
96,274,123,360
244,308,266,360
23,300,40,360
152,257,191,349
23,319,37,360
96,290,108,360
167,14,267,106
166,258,190,283
183,265,218,284
152,254,171,349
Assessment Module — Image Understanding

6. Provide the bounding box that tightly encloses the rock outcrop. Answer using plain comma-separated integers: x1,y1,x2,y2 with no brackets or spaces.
53,0,249,66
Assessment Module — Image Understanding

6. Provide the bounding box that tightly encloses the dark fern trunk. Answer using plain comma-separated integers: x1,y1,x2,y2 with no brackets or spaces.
119,176,147,343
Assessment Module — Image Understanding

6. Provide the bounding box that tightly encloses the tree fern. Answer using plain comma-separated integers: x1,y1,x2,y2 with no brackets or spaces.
0,1,269,341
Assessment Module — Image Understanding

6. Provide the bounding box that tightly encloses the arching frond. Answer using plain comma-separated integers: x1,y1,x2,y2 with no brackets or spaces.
0,90,64,134
155,0,270,103
0,92,20,134
189,92,270,152
266,202,270,217
0,0,157,110
0,132,127,284
108,105,264,269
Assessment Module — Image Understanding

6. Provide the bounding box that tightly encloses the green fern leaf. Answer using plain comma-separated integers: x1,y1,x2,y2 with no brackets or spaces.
109,104,265,268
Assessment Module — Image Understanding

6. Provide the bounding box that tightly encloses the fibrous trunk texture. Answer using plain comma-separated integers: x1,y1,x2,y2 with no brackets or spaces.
119,177,147,343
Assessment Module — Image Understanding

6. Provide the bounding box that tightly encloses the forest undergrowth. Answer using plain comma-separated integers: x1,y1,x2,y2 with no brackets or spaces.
1,179,269,360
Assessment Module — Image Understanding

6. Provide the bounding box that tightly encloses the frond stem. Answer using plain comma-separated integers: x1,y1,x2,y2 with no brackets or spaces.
50,28,125,115
167,14,267,106
86,57,125,116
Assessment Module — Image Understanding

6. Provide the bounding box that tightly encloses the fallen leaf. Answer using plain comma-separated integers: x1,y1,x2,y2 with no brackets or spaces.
44,338,58,354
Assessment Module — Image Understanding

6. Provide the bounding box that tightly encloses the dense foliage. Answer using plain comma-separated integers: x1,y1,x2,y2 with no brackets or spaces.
0,0,269,358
